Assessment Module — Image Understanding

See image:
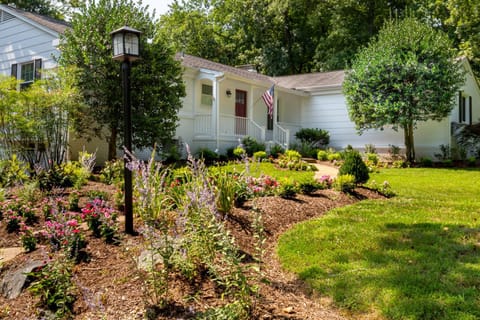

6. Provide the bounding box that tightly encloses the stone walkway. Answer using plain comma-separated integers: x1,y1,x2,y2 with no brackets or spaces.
313,162,339,180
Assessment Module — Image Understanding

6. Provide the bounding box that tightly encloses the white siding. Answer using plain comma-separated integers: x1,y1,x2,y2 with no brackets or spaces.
301,93,404,151
0,16,60,76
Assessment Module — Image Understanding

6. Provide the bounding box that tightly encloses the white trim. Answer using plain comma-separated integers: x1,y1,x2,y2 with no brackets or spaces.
0,5,61,38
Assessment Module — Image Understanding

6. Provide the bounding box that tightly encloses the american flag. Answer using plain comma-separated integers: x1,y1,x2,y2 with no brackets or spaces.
262,85,274,119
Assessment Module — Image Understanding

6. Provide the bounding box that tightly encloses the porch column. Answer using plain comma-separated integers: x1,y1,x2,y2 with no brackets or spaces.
213,75,224,151
211,79,217,142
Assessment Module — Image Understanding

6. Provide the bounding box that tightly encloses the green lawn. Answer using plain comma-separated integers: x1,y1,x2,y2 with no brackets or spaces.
220,161,315,182
277,168,480,320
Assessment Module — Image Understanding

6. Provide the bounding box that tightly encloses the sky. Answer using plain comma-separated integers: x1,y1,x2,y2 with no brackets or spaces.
142,0,175,17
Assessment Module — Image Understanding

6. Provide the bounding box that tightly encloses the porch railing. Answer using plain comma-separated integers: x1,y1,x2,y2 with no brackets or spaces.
273,124,290,148
219,114,265,141
194,113,213,136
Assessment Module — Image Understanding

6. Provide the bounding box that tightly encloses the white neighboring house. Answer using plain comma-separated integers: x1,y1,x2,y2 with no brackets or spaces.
1,4,480,163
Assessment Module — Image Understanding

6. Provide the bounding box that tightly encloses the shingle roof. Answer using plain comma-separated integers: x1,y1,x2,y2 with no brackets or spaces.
1,5,69,34
177,53,274,84
176,53,344,92
273,71,345,91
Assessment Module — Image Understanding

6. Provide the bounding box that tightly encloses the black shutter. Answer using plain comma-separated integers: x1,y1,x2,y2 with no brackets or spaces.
34,59,42,80
469,96,473,125
11,64,17,79
459,91,464,123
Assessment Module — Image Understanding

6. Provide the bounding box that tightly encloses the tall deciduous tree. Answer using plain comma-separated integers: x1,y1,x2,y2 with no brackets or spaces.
0,0,82,19
343,17,464,163
59,0,185,160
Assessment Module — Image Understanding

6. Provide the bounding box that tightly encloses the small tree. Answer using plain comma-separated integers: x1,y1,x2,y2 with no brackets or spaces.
338,150,369,184
343,17,465,163
0,69,83,169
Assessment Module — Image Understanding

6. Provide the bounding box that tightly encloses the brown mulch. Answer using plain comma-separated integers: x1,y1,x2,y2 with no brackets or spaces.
0,182,385,320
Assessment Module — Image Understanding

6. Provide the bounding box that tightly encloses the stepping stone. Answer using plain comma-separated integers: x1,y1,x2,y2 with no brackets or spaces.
0,247,23,264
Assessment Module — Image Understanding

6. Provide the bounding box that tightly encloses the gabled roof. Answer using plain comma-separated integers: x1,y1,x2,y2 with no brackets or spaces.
177,53,274,84
274,71,344,91
176,53,344,93
0,4,69,35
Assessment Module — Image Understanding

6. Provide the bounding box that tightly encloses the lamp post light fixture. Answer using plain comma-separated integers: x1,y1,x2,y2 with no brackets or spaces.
111,26,141,235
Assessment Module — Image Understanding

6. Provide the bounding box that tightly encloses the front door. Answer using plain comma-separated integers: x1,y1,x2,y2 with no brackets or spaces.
235,90,247,135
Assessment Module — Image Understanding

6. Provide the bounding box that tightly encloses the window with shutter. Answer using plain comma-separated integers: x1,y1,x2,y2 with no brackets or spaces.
11,59,42,90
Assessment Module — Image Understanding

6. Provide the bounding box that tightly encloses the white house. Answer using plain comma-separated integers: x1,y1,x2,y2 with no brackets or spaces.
2,4,479,163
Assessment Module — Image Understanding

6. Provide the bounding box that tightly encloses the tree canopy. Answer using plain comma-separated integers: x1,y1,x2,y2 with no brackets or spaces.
343,17,465,162
0,0,82,19
59,0,185,160
158,0,480,78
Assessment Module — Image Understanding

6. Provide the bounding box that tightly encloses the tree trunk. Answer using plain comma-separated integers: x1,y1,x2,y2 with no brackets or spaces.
108,125,117,161
403,121,415,163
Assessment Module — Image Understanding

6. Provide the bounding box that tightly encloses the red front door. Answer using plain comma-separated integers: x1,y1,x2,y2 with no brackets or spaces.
235,90,247,135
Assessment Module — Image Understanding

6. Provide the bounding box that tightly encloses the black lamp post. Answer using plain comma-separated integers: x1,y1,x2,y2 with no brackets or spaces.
111,26,141,235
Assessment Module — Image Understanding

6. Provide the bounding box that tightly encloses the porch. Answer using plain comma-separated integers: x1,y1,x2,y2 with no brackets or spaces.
192,113,301,151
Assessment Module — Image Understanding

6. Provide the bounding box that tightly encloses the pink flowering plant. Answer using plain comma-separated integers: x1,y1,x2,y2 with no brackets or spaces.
81,198,118,243
245,174,280,197
42,207,85,258
4,208,22,233
19,222,37,252
319,175,333,189
1,198,39,232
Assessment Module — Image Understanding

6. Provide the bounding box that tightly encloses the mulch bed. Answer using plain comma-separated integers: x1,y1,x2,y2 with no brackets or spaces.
0,182,385,319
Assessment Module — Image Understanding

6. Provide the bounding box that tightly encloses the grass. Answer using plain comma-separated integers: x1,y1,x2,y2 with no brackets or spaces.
277,168,480,320
219,161,315,183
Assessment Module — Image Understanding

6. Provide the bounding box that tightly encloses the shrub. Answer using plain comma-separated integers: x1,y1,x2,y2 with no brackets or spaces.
233,146,246,159
290,142,318,158
285,149,302,161
327,152,341,162
197,148,219,164
241,136,265,156
298,177,321,194
364,144,376,154
253,151,267,162
365,153,379,166
388,144,402,160
366,180,396,198
0,154,30,187
434,144,451,161
419,157,433,167
317,150,328,161
294,128,330,147
278,181,298,198
269,143,284,158
467,156,477,167
338,151,369,184
278,150,316,171
100,159,124,185
333,174,355,192
392,160,407,168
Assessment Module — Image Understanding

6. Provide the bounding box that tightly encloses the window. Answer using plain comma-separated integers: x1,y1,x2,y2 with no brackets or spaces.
458,91,473,124
201,84,213,105
11,59,42,90
21,62,34,82
469,96,473,125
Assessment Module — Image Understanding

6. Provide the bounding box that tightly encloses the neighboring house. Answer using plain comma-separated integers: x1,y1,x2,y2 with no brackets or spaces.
2,4,480,163
0,4,110,164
